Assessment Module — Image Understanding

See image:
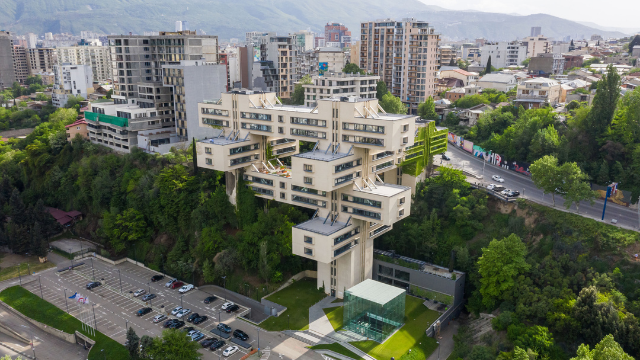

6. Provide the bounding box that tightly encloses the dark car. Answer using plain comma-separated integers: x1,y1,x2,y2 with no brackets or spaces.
210,340,225,351
186,313,200,323
441,154,450,161
201,338,216,347
510,190,520,196
492,185,505,192
136,307,152,316
193,316,208,325
233,329,248,341
169,321,185,329
86,282,101,290
142,294,156,301
170,281,184,289
204,296,217,304
181,326,195,333
217,323,231,334
163,319,178,328
225,304,239,313
151,274,164,282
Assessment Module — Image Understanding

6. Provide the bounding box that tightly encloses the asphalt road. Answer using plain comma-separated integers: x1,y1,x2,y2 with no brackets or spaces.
445,145,640,231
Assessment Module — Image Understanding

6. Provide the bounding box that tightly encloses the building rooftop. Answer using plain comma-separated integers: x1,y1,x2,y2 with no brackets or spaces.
347,279,405,306
354,182,410,198
199,136,248,146
294,149,352,162
478,74,516,83
524,78,560,86
294,216,351,236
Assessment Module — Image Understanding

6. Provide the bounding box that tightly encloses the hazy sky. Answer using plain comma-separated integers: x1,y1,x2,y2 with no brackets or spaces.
419,0,640,29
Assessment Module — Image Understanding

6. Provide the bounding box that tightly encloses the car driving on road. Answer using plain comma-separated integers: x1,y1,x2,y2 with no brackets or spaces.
492,175,504,183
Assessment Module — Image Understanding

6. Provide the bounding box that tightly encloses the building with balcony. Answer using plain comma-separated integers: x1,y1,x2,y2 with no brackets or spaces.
0,31,16,89
438,45,455,68
439,68,478,86
528,53,565,76
194,90,446,297
359,18,440,115
52,64,94,108
521,35,551,58
325,23,351,49
57,45,113,82
514,78,561,109
12,46,29,83
302,73,379,107
257,35,299,98
480,41,527,69
293,30,316,52
475,73,518,92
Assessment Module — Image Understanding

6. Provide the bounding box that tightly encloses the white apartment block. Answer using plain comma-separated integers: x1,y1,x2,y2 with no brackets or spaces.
480,41,527,69
57,45,113,82
360,18,440,115
318,47,347,75
52,64,94,107
302,73,380,107
194,90,447,297
293,30,316,52
521,35,551,58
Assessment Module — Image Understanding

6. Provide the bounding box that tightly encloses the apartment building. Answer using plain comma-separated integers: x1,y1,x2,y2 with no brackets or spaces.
13,46,29,83
514,78,561,109
521,35,551,58
293,30,315,52
480,41,527,69
0,31,16,89
325,23,351,48
360,18,440,115
350,41,361,70
52,64,94,107
108,30,219,99
57,45,113,82
318,47,347,74
27,48,55,74
528,53,565,76
258,35,299,98
461,44,481,62
302,73,380,107
439,45,455,67
439,69,478,86
194,90,447,297
162,60,227,140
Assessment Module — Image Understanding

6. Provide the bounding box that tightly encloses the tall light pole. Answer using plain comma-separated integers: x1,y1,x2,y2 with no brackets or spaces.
64,289,69,313
117,269,123,293
18,263,21,286
38,276,43,299
70,249,74,268
437,341,440,360
180,294,183,308
222,276,227,302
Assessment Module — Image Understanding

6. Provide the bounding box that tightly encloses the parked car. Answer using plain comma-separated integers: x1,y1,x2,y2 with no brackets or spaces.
210,340,225,351
201,338,216,347
492,185,505,192
225,304,239,313
492,175,505,183
441,154,450,161
169,321,185,329
86,282,101,290
510,190,520,196
170,306,183,316
165,279,177,288
136,307,152,316
182,327,195,334
187,329,199,337
176,308,191,318
204,296,217,304
133,289,146,297
153,314,167,323
223,346,239,357
151,274,164,282
217,323,231,334
501,189,511,196
193,316,208,325
187,313,200,323
163,319,178,328
191,332,205,342
505,190,520,197
233,329,248,341
487,184,496,190
221,302,235,310
170,281,184,289
142,294,156,301
178,284,194,294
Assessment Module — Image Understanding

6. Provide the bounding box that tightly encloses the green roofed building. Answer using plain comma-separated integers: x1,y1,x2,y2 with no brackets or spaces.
343,279,406,342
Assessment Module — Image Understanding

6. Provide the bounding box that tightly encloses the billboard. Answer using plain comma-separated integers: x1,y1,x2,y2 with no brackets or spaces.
319,62,329,75
462,139,474,153
253,46,261,62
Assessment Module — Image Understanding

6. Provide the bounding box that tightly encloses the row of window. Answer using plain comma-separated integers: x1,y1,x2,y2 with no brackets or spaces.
241,112,271,121
202,108,229,116
334,240,358,257
341,194,382,208
243,175,273,186
291,195,327,208
342,205,382,220
202,118,229,127
291,117,326,127
292,185,327,197
274,146,296,155
241,123,271,132
230,154,259,166
230,143,259,155
378,265,410,282
335,159,362,173
291,128,326,139
342,122,385,134
342,135,384,146
335,171,361,186
334,227,360,246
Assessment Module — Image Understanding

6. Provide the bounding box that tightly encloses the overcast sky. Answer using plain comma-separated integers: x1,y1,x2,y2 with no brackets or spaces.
419,0,640,29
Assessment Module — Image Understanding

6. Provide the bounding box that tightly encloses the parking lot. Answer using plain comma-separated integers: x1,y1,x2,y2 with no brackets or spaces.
20,258,264,360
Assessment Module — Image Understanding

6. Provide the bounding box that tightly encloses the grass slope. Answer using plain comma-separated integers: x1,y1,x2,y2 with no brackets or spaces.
0,261,55,282
259,278,326,331
350,296,440,360
0,286,129,360
309,343,365,360
323,306,344,331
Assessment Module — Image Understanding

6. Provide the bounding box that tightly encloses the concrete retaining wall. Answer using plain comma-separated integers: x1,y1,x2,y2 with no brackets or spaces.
0,323,30,344
259,270,317,317
0,300,76,344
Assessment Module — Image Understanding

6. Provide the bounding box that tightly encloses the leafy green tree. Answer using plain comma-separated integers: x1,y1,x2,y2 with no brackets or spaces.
258,240,271,282
126,327,140,359
291,74,312,105
529,155,563,206
477,234,530,308
147,329,202,360
379,92,407,114
522,58,531,66
139,335,154,359
444,111,460,127
454,94,489,109
418,96,438,120
559,161,596,212
571,334,634,360
529,125,560,161
106,89,113,99
35,93,48,101
64,95,85,109
512,347,530,360
507,324,555,357
109,208,148,254
202,258,215,283
586,65,620,142
11,82,22,98
483,56,492,76
376,81,387,101
342,63,364,74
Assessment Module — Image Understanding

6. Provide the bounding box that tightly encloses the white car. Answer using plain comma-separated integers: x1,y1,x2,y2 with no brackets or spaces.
153,314,167,323
221,302,235,310
501,189,511,195
170,306,183,315
176,308,191,318
133,289,146,297
187,329,198,337
165,279,177,288
487,184,496,190
178,284,194,294
223,346,239,357
491,175,504,183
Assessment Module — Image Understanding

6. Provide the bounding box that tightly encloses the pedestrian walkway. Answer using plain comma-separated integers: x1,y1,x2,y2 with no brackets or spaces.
308,297,337,336
426,320,459,360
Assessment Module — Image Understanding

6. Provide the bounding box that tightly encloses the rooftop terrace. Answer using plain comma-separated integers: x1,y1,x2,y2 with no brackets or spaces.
294,216,352,236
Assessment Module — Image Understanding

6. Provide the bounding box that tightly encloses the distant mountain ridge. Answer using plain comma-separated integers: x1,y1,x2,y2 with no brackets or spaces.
0,0,627,41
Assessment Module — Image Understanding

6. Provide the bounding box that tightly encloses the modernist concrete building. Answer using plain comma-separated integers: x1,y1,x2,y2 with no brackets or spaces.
0,31,16,89
302,73,379,107
359,18,440,115
194,90,447,297
57,45,113,82
52,64,94,108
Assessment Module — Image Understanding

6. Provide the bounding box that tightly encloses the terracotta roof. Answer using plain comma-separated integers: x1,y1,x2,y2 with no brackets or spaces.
46,207,82,226
452,69,477,76
65,119,88,128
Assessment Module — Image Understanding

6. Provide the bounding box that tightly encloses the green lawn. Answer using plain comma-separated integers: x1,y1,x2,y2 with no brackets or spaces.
0,261,56,282
259,278,326,331
350,295,440,360
323,306,344,331
309,343,365,360
0,286,129,360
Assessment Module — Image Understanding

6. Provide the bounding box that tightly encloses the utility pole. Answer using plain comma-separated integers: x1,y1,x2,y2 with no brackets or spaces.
38,276,43,299
64,289,69,313
222,276,227,302
117,269,123,293
18,264,21,286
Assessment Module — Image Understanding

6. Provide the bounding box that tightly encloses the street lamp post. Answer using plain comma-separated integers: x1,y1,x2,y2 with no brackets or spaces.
18,263,21,286
70,249,74,268
92,304,97,331
117,269,123,293
125,320,128,331
437,341,440,360
27,263,31,276
64,289,69,313
222,276,227,302
38,276,43,299
180,294,183,308
92,268,95,281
